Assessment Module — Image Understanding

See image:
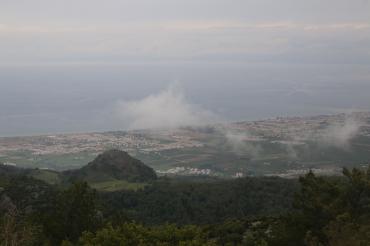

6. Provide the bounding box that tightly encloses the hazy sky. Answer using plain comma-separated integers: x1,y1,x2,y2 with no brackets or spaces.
1,0,370,64
0,0,370,136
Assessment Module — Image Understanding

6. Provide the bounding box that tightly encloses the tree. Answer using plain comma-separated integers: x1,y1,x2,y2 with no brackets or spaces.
0,207,43,246
42,182,102,244
78,222,215,246
289,168,370,245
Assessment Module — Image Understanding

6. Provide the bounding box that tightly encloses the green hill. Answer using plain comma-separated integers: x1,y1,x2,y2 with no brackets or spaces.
63,149,157,190
0,150,157,191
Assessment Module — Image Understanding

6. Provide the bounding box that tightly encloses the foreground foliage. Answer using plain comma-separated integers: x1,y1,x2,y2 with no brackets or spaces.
1,167,370,245
102,176,297,225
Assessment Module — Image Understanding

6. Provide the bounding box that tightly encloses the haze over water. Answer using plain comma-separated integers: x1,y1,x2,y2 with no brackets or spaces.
1,62,369,137
1,0,369,136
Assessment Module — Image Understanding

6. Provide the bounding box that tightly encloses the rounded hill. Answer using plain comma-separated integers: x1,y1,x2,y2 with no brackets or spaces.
64,149,157,183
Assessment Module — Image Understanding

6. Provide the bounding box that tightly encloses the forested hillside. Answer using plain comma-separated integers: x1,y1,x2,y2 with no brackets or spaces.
0,152,370,245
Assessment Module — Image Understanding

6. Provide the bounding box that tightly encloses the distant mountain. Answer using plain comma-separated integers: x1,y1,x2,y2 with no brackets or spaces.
64,149,157,183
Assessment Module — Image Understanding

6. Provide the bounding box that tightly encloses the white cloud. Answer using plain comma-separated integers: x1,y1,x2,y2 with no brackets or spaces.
223,129,262,158
115,85,217,130
319,117,362,149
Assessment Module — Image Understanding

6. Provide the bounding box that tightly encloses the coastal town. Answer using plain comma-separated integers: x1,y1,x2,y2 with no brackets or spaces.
1,112,370,177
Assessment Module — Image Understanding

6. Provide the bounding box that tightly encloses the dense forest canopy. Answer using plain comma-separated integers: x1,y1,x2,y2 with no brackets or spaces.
1,161,370,245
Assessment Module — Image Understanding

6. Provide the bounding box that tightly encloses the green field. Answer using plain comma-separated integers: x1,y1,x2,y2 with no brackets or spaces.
89,180,147,192
28,169,62,185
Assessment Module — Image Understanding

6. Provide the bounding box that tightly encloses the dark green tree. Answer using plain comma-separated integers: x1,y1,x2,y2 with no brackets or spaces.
42,182,102,244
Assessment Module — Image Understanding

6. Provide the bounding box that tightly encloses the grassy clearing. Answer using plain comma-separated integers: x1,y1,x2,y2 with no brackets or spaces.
29,169,62,185
90,180,147,192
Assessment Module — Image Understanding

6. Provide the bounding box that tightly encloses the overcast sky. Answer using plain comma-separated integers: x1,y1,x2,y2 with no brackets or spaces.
0,0,370,136
1,0,369,64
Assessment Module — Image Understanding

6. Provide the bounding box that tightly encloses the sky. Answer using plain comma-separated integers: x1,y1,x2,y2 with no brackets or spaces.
0,0,370,136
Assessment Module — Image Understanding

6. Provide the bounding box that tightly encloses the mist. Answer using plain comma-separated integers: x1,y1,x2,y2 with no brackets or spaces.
0,0,369,136
0,62,370,136
114,85,217,130
219,128,262,158
319,116,363,149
